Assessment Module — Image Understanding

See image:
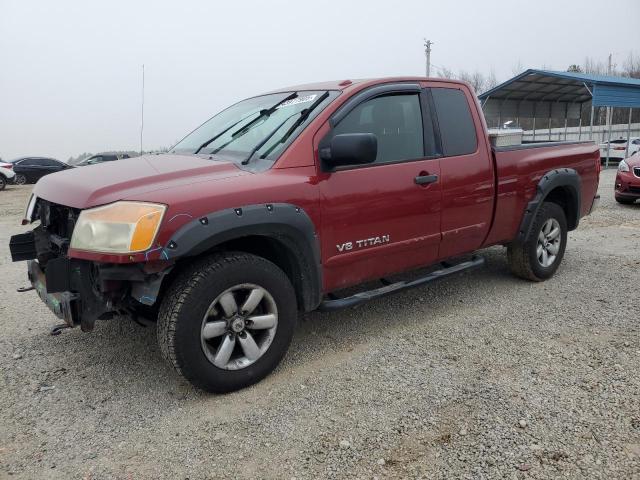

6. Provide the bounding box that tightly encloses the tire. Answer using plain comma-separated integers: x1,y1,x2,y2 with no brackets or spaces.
615,195,636,205
14,174,26,185
507,202,568,282
0,176,6,191
157,252,297,393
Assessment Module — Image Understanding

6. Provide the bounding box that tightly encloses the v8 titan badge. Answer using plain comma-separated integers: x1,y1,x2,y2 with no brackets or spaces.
336,235,390,252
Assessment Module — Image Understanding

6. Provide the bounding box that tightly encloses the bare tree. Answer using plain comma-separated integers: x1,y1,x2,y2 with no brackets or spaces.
486,69,498,90
511,60,524,76
434,67,498,94
584,57,606,75
622,52,640,79
436,66,454,79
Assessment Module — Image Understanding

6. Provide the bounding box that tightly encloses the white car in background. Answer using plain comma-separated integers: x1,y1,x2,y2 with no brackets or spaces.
599,137,640,162
0,161,17,190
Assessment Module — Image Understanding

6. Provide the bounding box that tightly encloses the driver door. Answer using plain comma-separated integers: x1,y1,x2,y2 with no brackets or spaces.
317,85,442,292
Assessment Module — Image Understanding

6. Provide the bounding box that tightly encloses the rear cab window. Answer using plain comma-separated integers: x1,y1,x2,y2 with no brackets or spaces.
430,88,478,156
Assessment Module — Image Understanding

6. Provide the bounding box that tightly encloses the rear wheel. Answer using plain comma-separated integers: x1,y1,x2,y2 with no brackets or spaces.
157,252,297,393
507,202,568,281
14,174,26,185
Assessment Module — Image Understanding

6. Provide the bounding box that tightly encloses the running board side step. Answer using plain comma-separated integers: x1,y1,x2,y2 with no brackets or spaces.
318,255,485,312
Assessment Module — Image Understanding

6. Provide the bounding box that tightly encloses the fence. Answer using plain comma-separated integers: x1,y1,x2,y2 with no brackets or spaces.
523,123,640,143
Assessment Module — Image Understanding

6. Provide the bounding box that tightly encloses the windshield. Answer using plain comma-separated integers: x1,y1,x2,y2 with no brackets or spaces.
171,90,337,164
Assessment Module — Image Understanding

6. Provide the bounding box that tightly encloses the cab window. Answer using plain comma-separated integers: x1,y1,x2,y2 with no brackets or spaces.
331,94,426,164
430,88,477,156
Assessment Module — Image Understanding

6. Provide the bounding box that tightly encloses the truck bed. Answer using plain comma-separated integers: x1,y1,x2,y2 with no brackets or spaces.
483,140,600,246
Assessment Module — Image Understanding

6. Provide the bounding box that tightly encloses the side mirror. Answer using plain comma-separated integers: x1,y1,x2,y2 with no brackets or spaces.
321,133,377,168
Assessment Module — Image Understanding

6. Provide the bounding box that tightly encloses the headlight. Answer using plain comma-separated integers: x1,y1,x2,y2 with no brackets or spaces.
618,160,630,172
70,201,166,254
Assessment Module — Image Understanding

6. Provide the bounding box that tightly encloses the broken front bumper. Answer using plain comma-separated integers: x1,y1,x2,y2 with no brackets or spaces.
27,259,79,326
24,258,112,331
12,235,169,331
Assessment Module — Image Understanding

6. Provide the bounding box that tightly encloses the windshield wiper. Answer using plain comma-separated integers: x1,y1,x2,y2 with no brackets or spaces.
194,111,260,154
240,110,303,165
253,91,330,162
209,92,298,155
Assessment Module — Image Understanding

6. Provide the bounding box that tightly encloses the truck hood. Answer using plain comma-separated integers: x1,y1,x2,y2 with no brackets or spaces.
32,154,247,209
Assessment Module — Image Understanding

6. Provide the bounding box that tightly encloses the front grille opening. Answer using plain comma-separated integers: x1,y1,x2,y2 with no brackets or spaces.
36,199,80,240
33,200,81,264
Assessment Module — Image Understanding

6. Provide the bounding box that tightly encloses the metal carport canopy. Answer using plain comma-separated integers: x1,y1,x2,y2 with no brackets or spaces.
479,69,640,110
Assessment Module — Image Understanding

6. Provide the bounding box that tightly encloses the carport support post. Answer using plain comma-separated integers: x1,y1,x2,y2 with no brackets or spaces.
563,104,568,141
625,108,632,158
606,107,613,168
548,110,552,141
578,104,583,140
589,104,594,140
532,103,537,141
532,116,536,141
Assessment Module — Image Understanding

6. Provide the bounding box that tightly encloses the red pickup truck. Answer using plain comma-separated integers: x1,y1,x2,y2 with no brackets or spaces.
10,77,600,392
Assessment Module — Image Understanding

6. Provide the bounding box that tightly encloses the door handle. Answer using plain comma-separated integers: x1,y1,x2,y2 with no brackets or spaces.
414,174,438,185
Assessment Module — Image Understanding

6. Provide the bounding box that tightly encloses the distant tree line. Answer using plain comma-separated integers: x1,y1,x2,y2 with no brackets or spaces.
435,67,499,94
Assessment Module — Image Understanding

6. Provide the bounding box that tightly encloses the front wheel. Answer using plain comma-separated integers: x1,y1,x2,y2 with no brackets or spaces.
0,176,6,191
14,174,26,185
157,252,297,393
507,202,568,281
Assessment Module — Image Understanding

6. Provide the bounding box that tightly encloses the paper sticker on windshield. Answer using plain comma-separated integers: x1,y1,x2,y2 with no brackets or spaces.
277,94,317,109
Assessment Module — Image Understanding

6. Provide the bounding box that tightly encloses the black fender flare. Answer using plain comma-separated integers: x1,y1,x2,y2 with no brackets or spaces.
517,168,581,242
163,203,322,312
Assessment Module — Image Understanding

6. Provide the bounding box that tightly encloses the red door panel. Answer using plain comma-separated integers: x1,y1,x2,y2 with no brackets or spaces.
429,86,495,259
319,159,441,291
438,154,494,258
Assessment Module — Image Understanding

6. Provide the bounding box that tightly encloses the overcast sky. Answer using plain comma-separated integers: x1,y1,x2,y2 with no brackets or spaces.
1,0,638,161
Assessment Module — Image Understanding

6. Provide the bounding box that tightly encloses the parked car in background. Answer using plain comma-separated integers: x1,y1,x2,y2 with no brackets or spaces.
10,157,71,184
615,150,640,204
599,137,640,163
0,160,17,190
76,153,130,166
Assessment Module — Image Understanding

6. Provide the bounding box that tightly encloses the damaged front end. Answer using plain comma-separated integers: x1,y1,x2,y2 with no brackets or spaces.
9,198,170,332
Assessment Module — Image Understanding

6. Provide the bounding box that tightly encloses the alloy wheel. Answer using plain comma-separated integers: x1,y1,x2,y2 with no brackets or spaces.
200,283,278,370
536,218,561,268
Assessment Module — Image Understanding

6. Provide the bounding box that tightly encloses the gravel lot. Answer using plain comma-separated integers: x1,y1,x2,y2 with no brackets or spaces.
1,168,639,479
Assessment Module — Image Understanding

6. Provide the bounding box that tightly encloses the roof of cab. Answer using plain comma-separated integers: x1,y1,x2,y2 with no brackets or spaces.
268,76,461,94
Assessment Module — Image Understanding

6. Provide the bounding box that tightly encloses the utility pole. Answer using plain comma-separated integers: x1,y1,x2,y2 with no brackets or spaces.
140,64,145,155
424,39,433,77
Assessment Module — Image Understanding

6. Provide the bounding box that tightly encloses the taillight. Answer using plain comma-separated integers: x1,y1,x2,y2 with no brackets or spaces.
596,155,601,178
613,147,625,151
0,164,12,170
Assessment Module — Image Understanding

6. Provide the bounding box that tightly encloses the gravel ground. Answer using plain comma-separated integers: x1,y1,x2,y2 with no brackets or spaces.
1,169,639,480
